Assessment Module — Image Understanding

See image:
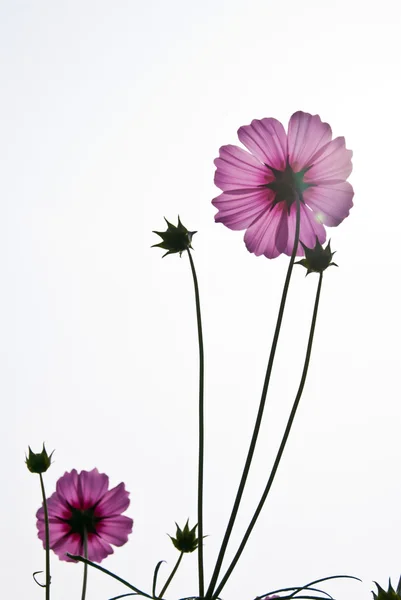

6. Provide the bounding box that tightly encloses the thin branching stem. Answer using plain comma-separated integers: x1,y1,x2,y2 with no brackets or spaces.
67,555,153,599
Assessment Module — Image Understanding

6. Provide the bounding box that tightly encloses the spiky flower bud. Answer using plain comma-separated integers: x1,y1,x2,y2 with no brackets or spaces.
372,578,401,599
25,444,54,474
296,238,337,275
169,520,199,553
152,217,196,257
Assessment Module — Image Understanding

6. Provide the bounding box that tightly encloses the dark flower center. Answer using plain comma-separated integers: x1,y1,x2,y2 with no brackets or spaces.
264,160,314,211
67,506,99,538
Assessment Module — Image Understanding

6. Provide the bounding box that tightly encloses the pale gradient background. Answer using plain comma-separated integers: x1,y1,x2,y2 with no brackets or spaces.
1,1,401,599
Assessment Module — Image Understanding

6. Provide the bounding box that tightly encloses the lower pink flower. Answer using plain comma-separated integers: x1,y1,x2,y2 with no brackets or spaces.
36,468,133,563
212,111,354,259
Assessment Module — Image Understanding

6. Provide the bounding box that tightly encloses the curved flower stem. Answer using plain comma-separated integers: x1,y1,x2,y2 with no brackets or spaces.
67,554,152,598
39,473,51,600
253,574,361,600
158,552,184,599
81,530,88,600
212,272,324,600
205,199,301,600
186,248,205,598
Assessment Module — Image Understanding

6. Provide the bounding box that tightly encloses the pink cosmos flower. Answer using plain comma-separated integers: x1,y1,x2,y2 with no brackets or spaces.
36,468,133,563
212,111,353,259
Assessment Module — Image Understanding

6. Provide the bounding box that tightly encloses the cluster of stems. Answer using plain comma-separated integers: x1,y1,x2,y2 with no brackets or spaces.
35,197,328,600
188,198,326,600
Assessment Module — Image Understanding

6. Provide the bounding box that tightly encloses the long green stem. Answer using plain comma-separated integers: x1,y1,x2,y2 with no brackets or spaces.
186,248,205,597
158,552,184,598
205,199,301,600
39,473,51,600
81,530,88,600
212,272,324,599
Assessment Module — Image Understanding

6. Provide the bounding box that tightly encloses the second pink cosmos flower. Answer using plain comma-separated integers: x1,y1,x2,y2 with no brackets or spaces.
212,111,354,259
36,468,133,563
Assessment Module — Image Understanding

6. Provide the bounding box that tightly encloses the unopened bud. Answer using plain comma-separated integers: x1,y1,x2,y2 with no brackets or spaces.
25,444,54,474
296,238,337,275
168,520,199,553
152,217,196,258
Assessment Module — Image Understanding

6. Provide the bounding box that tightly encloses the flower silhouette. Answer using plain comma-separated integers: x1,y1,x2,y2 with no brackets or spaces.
36,468,133,563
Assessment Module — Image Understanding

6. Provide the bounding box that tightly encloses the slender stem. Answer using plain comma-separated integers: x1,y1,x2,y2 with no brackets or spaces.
39,473,51,600
212,272,324,599
186,248,205,597
67,554,152,598
158,552,184,598
81,530,88,600
253,574,361,600
205,199,301,600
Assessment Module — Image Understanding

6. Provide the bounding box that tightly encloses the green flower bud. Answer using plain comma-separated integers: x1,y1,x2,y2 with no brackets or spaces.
25,444,54,474
152,217,196,257
296,238,337,275
168,520,199,553
373,578,401,599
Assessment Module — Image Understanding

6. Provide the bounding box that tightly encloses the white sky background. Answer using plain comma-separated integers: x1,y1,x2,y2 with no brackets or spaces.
1,1,401,599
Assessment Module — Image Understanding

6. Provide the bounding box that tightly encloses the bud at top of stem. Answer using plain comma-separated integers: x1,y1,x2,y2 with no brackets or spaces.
25,444,54,474
168,520,199,553
152,217,196,257
373,578,401,599
296,238,337,275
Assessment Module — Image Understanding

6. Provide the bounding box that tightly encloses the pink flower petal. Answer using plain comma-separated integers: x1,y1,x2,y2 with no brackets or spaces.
212,188,274,231
95,482,130,517
237,118,287,170
37,520,72,548
56,470,80,508
96,515,134,546
304,181,354,226
78,469,109,510
244,204,289,259
51,531,114,564
52,532,83,562
285,202,326,256
87,534,114,563
243,202,327,259
288,112,332,172
37,491,72,521
305,137,353,184
214,145,271,192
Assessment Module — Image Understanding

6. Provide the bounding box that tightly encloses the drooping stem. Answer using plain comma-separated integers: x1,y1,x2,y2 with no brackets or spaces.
66,554,152,598
81,530,88,600
186,248,205,597
39,473,51,600
158,552,184,598
212,271,324,599
205,199,301,600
